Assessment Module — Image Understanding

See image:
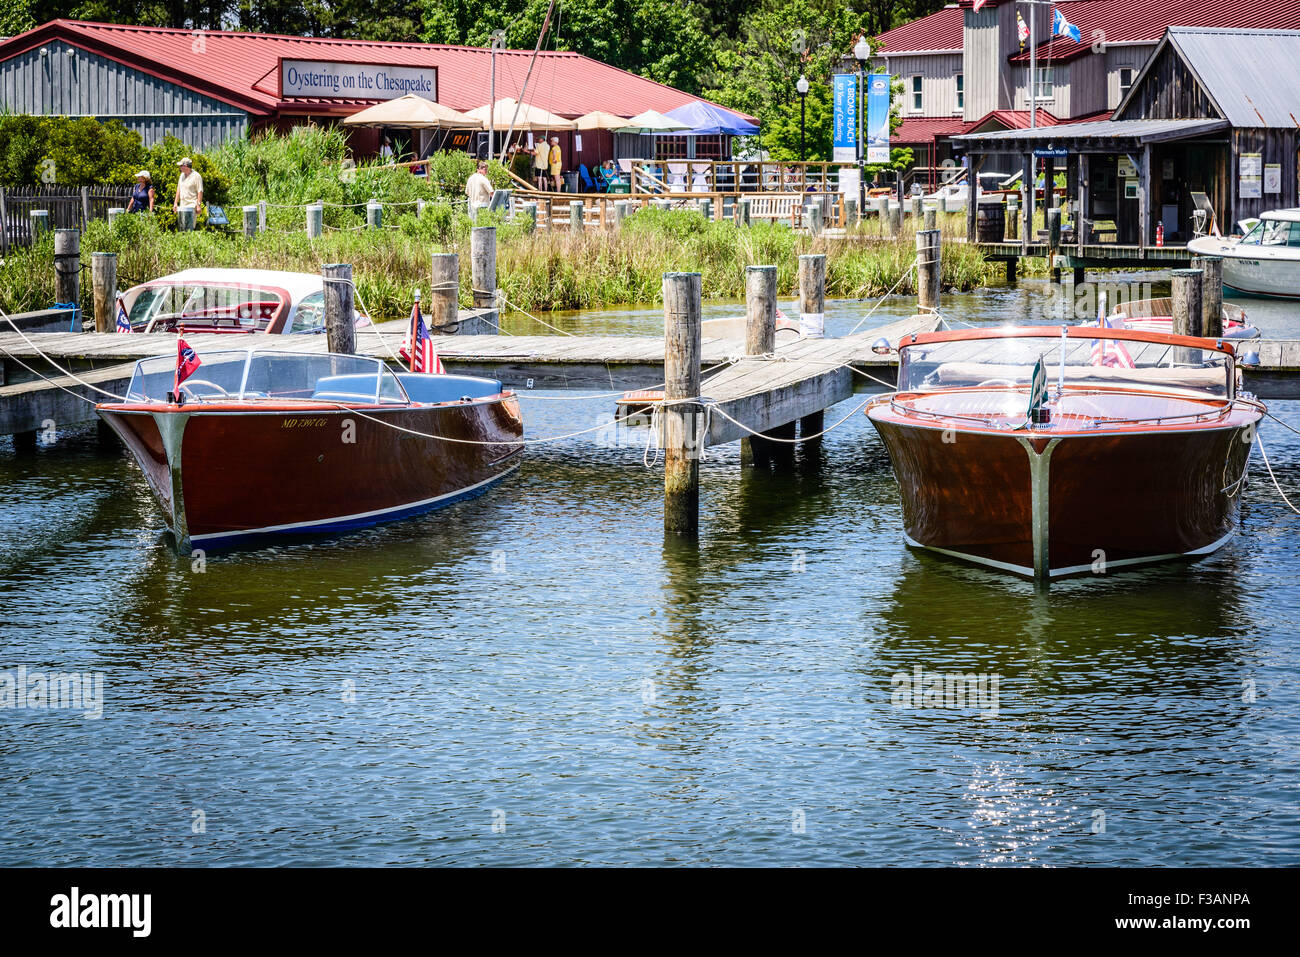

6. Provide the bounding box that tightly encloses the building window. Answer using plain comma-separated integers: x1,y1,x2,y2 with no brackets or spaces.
1118,68,1134,102
1032,66,1054,102
911,75,923,112
955,74,964,111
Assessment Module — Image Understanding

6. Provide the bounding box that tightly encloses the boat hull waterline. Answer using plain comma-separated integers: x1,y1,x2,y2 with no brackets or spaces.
868,413,1258,578
98,399,523,550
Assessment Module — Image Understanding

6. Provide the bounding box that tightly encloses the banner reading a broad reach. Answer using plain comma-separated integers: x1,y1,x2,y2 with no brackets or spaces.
866,73,891,165
832,74,858,163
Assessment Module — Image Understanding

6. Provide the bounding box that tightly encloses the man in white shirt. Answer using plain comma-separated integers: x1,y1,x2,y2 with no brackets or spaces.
465,161,494,220
173,157,204,214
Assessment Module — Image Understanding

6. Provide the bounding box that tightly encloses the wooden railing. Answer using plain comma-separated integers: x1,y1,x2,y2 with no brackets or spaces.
629,159,851,196
510,189,844,231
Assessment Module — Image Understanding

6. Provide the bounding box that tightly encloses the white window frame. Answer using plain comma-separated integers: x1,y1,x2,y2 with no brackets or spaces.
955,73,964,112
911,75,923,112
1118,67,1134,103
1031,66,1054,103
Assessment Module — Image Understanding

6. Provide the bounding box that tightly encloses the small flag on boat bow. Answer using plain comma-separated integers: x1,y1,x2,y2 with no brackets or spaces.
1028,355,1048,422
115,295,132,333
399,296,445,375
175,337,201,390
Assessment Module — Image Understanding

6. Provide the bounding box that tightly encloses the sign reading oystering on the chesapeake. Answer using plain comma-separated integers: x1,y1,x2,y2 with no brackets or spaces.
280,59,437,100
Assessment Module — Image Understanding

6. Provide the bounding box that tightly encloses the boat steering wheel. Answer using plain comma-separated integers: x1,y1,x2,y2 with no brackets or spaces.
179,379,232,401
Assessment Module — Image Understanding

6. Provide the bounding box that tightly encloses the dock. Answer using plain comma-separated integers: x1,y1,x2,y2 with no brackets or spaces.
0,315,928,441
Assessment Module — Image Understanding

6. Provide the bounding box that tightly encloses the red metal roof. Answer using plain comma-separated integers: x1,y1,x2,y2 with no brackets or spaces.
1008,0,1300,62
0,20,753,121
876,6,966,54
878,0,1300,62
892,116,971,144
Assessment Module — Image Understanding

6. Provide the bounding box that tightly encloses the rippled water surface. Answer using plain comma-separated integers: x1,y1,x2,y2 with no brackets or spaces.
2,277,1298,866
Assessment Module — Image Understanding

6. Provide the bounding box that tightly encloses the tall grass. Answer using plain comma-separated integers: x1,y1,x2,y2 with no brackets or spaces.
0,207,998,322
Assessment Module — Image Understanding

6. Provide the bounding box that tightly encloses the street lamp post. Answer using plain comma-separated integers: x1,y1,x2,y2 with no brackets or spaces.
796,75,809,162
853,36,869,220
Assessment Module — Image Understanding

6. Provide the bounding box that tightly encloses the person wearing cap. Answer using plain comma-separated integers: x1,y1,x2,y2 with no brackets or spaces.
532,135,548,189
173,157,204,215
465,160,494,221
126,170,155,214
548,136,562,192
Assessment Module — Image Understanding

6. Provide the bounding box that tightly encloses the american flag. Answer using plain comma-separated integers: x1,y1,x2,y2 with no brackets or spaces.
115,295,132,333
398,297,445,375
1091,312,1136,369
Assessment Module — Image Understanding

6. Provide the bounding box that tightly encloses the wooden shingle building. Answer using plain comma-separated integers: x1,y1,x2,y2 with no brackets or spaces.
953,27,1300,252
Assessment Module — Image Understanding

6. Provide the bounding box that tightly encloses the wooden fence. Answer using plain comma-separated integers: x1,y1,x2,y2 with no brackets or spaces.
0,185,134,255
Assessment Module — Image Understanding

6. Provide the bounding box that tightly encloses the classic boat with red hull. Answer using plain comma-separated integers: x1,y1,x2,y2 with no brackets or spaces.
866,326,1264,580
97,349,523,550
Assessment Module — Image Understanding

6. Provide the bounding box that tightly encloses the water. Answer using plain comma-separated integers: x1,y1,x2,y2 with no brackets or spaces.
2,277,1298,866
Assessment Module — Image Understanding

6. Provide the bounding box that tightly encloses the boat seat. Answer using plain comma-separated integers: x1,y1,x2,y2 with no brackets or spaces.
396,373,503,404
311,373,503,404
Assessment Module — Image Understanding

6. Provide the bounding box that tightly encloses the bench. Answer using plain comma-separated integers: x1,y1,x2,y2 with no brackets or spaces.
748,195,802,225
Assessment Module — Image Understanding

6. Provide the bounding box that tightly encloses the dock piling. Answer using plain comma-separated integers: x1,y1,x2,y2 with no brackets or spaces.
91,252,117,333
739,197,752,226
911,196,922,220
1193,255,1224,338
467,226,499,336
699,198,712,220
177,207,195,231
806,202,823,236
662,272,702,538
845,197,859,228
321,263,356,356
1047,208,1062,283
923,206,936,231
430,252,459,332
521,201,538,232
106,207,124,227
916,229,941,313
1172,268,1204,339
798,253,826,339
366,201,382,230
570,201,584,232
242,205,258,239
888,203,902,239
306,203,323,238
54,229,79,322
30,209,50,239
740,265,778,468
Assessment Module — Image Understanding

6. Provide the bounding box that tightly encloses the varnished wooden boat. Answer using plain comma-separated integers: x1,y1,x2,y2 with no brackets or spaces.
866,326,1264,580
97,349,522,550
1106,297,1256,339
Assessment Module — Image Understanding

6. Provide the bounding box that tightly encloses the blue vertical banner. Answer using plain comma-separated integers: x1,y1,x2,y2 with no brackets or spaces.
866,73,891,164
831,73,858,162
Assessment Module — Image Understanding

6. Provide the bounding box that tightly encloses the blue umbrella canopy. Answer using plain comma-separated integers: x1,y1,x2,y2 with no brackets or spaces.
662,101,759,136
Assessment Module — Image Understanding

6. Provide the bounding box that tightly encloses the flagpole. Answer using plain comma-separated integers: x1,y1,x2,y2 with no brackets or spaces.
1028,2,1037,131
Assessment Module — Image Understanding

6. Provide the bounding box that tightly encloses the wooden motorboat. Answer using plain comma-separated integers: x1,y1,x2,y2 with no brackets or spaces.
97,348,522,550
1105,297,1257,340
866,326,1264,580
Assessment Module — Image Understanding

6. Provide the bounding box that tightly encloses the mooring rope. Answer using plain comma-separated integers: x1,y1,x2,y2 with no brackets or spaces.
1256,433,1300,515
0,306,129,400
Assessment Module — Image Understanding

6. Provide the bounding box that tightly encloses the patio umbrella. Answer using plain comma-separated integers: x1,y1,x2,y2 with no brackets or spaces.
663,101,759,136
466,98,576,131
341,94,482,129
614,110,691,134
573,110,630,131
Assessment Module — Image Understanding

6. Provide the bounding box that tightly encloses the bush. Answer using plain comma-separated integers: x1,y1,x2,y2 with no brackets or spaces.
0,115,145,187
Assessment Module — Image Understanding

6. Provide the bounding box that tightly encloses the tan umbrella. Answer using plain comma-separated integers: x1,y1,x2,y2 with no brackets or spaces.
573,110,629,131
467,98,576,131
341,94,482,129
614,110,691,134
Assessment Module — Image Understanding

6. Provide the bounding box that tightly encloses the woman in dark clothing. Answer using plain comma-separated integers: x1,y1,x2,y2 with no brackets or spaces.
126,171,155,214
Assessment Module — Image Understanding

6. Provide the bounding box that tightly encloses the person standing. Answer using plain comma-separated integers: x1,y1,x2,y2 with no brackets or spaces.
533,135,549,189
549,136,563,192
126,170,155,214
465,160,494,220
173,157,204,216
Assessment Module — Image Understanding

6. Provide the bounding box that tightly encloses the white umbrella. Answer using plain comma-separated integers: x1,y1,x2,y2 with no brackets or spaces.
466,98,576,131
614,110,691,134
341,94,482,129
573,110,630,131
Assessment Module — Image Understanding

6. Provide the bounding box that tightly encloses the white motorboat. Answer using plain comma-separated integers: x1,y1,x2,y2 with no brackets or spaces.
1187,208,1300,300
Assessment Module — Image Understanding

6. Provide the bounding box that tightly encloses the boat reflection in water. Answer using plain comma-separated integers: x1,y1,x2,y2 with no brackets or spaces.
97,349,523,551
866,326,1264,580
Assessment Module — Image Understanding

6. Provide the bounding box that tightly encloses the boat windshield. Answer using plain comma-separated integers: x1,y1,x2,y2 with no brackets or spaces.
899,332,1233,403
124,350,409,405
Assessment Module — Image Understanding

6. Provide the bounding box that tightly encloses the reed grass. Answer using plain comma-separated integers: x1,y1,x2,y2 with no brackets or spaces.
0,206,998,323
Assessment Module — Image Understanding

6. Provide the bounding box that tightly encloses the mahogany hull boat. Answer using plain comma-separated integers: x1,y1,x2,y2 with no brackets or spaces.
866,325,1265,580
869,415,1257,577
99,371,522,550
